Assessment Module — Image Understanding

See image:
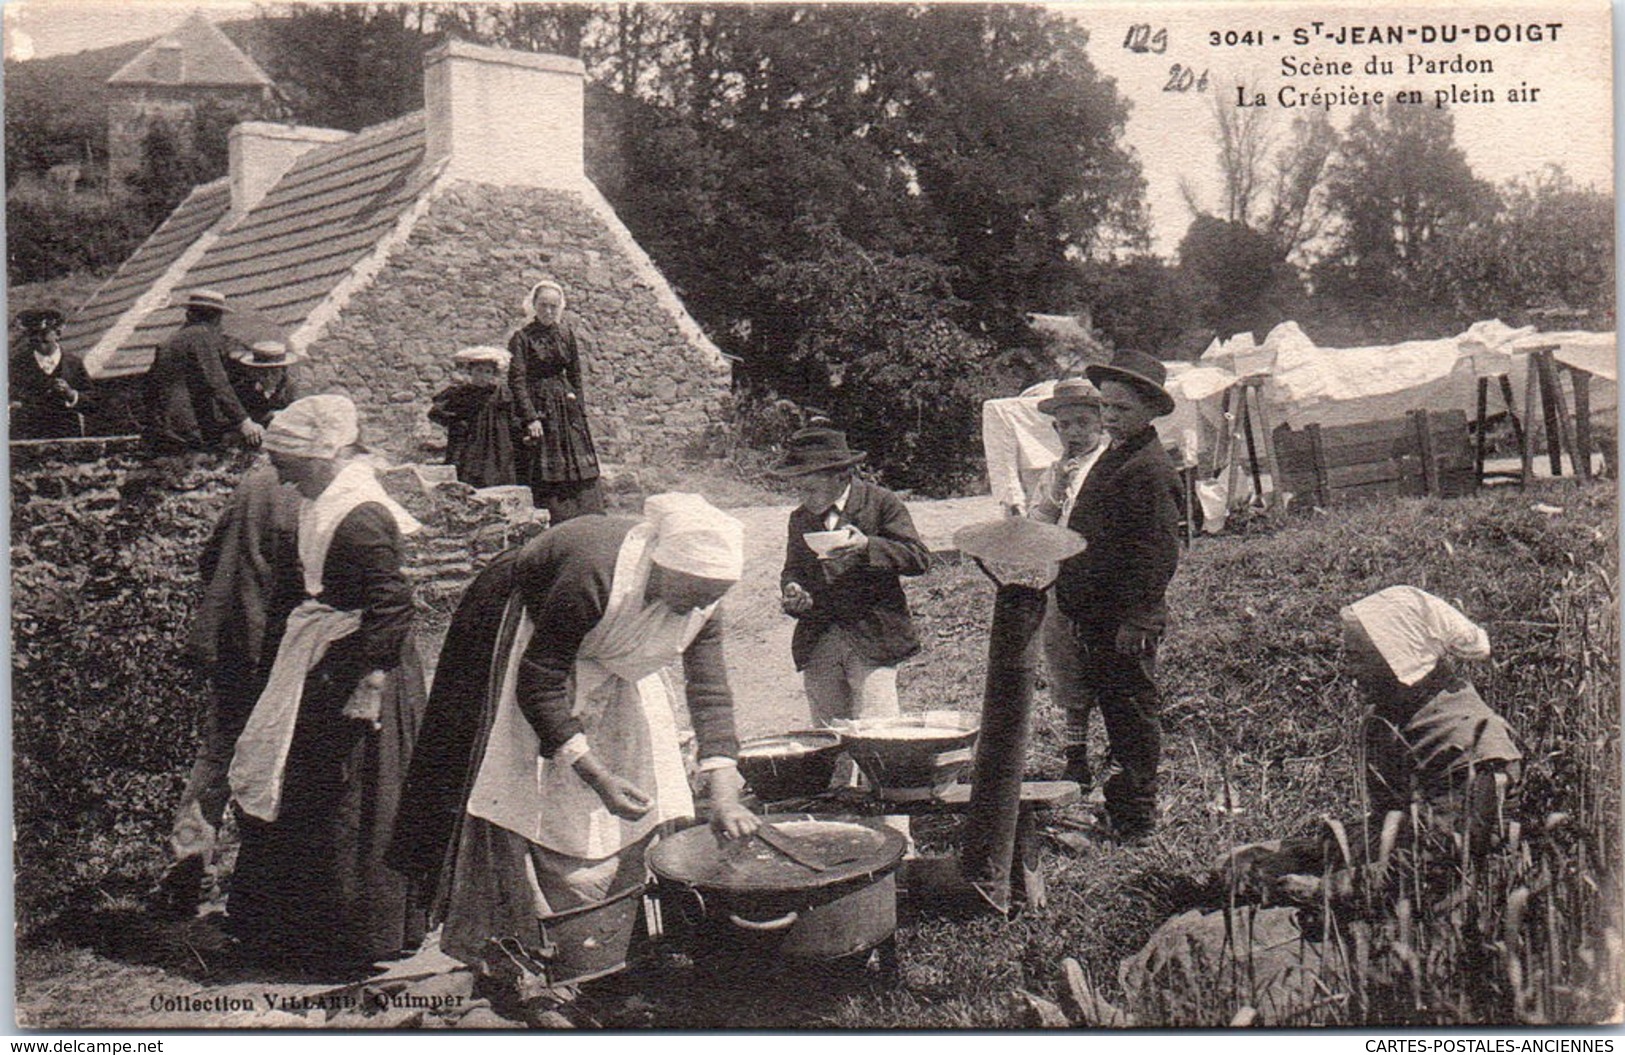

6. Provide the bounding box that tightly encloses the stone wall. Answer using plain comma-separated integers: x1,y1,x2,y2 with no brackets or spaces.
302,180,733,469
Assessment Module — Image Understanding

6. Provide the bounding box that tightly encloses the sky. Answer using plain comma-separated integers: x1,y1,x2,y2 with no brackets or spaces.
3,0,1616,255
1071,0,1615,252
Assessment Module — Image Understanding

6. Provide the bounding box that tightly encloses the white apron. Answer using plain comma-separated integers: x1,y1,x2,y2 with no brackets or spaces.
466,521,717,860
227,460,421,823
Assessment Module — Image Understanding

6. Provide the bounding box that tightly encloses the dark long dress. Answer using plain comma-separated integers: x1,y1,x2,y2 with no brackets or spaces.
389,517,740,972
227,502,428,974
507,315,604,521
428,381,519,489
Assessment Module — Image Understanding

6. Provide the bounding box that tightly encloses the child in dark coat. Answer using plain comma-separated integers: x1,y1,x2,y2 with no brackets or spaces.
429,346,520,489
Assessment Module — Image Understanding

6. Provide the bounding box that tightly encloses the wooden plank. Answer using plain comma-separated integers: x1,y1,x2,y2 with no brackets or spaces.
1332,478,1427,504
1316,436,1424,469
1307,424,1331,508
1438,469,1480,498
1413,410,1439,496
1253,384,1284,510
1310,417,1418,446
1325,461,1408,488
1222,387,1245,512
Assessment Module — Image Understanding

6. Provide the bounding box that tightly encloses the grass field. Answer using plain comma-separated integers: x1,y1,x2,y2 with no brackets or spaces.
14,475,1620,1029
598,477,1621,1028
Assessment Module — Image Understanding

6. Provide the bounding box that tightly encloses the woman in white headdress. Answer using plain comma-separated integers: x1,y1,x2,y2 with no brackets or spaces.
507,280,604,522
389,493,759,1004
226,395,428,974
1341,585,1521,844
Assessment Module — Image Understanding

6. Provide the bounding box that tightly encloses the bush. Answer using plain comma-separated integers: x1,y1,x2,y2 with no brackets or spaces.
5,183,151,286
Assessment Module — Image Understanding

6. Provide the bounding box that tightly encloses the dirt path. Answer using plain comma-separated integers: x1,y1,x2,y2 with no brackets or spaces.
710,495,996,740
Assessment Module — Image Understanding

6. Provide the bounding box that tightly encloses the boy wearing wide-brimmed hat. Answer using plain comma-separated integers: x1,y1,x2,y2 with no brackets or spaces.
226,339,305,428
773,427,931,777
1025,377,1111,792
1052,350,1183,841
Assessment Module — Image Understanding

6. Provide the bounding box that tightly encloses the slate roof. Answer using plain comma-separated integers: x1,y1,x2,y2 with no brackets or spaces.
59,178,232,363
72,113,434,379
107,11,273,88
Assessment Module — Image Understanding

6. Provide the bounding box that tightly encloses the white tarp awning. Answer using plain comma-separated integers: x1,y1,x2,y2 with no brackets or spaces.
982,320,1617,509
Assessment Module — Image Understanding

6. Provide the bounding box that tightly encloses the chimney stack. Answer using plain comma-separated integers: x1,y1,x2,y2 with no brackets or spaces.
228,122,350,215
424,39,585,190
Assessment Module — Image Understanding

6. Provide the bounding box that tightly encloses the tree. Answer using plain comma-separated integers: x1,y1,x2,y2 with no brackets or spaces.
1435,166,1615,324
1178,214,1301,339
1317,101,1494,305
606,5,1144,362
1076,256,1207,356
1262,111,1338,263
755,220,1003,494
258,4,430,131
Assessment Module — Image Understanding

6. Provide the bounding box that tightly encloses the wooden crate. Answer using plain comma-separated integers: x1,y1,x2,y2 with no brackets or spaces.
1274,410,1477,508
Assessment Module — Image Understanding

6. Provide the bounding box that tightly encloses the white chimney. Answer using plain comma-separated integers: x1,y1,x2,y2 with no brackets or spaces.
228,121,351,215
424,39,585,190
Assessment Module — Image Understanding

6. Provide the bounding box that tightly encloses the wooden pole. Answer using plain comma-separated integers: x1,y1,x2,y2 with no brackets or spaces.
1533,350,1565,477
1570,367,1594,482
1474,376,1489,483
1413,410,1439,496
1252,382,1284,512
1497,374,1527,455
1520,360,1538,489
1241,386,1264,503
1307,424,1331,508
1543,358,1583,481
1222,388,1245,511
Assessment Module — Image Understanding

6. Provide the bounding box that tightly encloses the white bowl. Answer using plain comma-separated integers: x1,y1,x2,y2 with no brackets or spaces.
803,528,855,557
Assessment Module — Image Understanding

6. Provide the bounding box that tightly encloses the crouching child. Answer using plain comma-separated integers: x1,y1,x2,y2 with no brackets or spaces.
430,345,520,489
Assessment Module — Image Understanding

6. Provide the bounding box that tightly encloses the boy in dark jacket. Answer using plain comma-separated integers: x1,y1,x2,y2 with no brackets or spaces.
1053,349,1183,841
774,428,930,841
429,345,520,489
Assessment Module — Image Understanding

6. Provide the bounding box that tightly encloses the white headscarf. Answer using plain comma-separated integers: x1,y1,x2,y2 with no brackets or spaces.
1340,586,1491,686
263,394,359,460
646,493,744,582
522,280,566,326
452,345,513,372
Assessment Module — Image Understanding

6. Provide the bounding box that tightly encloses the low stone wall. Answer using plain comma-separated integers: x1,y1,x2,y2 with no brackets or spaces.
303,179,733,469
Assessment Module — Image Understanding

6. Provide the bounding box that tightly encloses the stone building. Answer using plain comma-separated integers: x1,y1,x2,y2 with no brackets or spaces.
105,11,278,185
63,39,733,465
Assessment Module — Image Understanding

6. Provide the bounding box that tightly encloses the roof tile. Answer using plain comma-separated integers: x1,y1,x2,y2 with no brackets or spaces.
75,113,432,379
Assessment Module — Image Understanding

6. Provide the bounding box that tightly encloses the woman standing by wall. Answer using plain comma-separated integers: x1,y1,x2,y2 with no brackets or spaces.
226,395,428,976
508,280,605,523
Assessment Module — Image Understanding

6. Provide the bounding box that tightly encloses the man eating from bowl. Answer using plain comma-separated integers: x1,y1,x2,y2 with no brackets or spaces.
774,427,931,810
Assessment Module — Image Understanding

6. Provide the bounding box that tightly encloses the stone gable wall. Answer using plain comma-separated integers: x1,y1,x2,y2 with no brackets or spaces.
302,180,733,468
